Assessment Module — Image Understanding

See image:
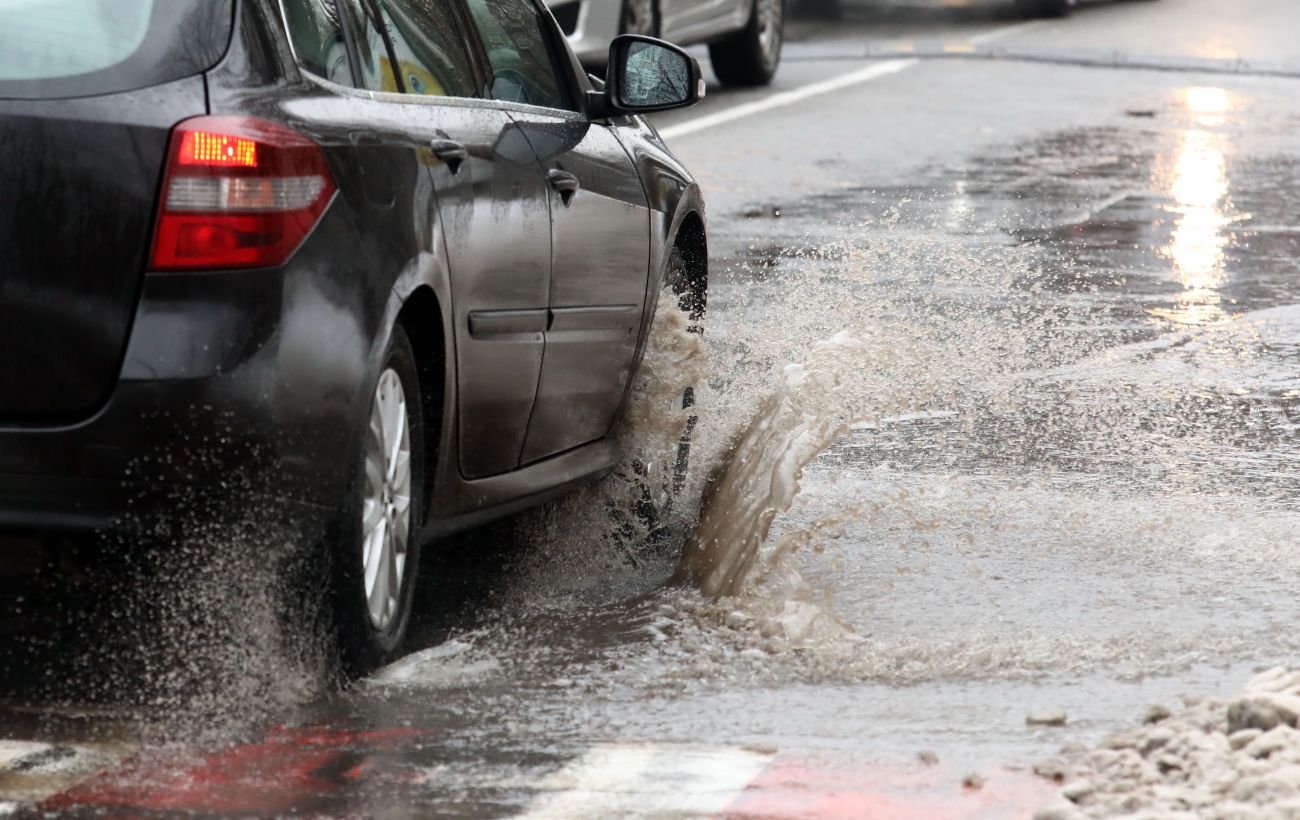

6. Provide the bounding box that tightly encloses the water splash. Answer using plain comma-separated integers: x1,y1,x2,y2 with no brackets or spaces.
496,292,709,607
673,333,865,599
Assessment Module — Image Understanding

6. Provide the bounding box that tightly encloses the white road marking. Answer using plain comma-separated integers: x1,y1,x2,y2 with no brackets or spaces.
966,19,1043,46
660,20,1041,141
0,741,51,769
517,743,774,819
660,59,917,140
0,740,130,810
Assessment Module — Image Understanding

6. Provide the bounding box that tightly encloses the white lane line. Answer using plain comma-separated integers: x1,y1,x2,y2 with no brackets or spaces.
517,743,774,820
659,19,1041,141
967,19,1042,46
660,59,915,140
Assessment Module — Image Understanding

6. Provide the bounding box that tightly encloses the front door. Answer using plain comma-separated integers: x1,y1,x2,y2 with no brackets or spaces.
514,117,650,464
460,0,652,464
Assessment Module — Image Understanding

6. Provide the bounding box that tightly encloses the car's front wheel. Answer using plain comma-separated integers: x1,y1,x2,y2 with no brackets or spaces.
1014,0,1075,17
631,245,704,538
333,325,424,676
708,0,784,87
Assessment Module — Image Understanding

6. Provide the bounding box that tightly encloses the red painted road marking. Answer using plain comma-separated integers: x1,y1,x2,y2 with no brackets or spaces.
41,725,428,815
32,734,1056,818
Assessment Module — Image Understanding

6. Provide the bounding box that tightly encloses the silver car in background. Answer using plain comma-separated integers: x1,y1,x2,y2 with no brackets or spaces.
545,0,783,85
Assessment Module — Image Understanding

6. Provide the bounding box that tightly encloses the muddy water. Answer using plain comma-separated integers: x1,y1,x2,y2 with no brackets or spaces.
662,89,1299,664
361,80,1300,782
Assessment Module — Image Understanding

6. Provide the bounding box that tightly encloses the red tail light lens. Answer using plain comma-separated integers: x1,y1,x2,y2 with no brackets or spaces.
178,130,258,167
150,116,336,270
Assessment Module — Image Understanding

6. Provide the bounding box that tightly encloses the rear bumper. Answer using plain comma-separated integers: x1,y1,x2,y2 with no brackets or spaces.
0,209,373,537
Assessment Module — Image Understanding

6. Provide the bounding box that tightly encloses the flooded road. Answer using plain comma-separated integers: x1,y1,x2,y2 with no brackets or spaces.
4,0,1300,816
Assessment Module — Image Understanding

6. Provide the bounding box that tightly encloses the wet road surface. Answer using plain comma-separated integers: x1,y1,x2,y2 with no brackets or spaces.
3,0,1300,816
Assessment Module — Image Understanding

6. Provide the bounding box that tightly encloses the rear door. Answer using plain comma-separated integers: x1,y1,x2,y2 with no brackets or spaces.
0,0,232,422
284,0,554,480
340,0,555,480
462,0,652,464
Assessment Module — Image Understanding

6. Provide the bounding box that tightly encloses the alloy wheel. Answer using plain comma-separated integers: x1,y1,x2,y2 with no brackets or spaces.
361,368,412,631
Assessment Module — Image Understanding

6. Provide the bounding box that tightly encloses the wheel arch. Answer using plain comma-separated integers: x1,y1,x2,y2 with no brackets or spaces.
671,208,709,323
394,285,447,529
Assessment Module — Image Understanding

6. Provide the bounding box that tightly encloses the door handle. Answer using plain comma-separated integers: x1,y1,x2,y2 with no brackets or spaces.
429,138,468,174
547,169,580,205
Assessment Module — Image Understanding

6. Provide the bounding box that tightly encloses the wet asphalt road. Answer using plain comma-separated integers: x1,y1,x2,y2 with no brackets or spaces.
3,0,1300,816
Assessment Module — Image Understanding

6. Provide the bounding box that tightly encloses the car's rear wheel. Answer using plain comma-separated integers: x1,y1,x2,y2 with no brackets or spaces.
1014,0,1075,17
333,326,424,676
708,0,783,87
621,0,659,36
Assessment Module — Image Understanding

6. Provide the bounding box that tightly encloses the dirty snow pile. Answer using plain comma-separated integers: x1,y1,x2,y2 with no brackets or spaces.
1038,668,1300,819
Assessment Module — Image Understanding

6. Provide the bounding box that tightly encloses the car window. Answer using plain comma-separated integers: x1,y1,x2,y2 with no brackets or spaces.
336,0,393,91
0,0,232,100
373,0,478,98
281,0,353,85
463,0,573,111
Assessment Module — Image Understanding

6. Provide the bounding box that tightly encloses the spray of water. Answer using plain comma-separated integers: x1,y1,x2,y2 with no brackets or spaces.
673,333,865,599
496,292,709,606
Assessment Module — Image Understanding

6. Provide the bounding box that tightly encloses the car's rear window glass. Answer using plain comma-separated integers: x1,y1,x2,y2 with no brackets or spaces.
283,0,355,85
0,0,152,81
378,0,479,99
0,0,233,99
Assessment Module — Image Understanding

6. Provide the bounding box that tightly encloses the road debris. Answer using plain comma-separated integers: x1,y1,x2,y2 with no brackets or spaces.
1037,668,1300,818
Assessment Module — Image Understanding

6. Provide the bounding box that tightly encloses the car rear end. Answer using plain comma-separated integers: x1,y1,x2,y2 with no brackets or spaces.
0,0,363,540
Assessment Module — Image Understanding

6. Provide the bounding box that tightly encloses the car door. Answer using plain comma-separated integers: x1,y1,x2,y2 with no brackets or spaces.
461,0,653,464
339,0,556,480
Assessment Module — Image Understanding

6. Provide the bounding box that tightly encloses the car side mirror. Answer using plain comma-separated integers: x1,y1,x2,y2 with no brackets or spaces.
587,35,704,119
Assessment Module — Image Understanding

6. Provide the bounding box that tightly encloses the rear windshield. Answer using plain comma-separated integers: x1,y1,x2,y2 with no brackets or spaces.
0,0,234,99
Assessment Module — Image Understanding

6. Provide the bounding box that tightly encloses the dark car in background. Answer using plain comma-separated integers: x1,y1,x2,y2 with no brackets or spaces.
0,0,708,672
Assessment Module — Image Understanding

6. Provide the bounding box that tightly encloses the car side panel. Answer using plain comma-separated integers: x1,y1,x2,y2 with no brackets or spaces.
505,114,652,464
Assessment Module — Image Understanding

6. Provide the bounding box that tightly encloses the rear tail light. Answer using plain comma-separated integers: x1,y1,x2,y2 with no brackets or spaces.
150,116,336,271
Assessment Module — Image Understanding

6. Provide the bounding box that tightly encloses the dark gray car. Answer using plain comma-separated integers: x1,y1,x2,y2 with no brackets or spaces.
0,0,708,673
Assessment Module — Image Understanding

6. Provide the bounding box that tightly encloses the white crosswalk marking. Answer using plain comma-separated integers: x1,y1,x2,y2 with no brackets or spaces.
0,741,53,769
0,740,129,810
518,744,774,820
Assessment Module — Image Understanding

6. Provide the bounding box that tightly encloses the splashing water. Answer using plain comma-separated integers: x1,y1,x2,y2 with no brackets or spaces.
673,333,866,599
497,292,709,606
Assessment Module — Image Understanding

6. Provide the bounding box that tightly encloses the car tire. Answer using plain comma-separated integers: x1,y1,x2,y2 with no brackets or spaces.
634,245,703,537
1014,0,1075,17
662,244,702,505
332,325,425,676
708,0,784,87
666,246,702,505
620,0,659,37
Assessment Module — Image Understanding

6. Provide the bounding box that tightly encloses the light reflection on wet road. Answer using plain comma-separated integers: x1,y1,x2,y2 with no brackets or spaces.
3,0,1300,816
